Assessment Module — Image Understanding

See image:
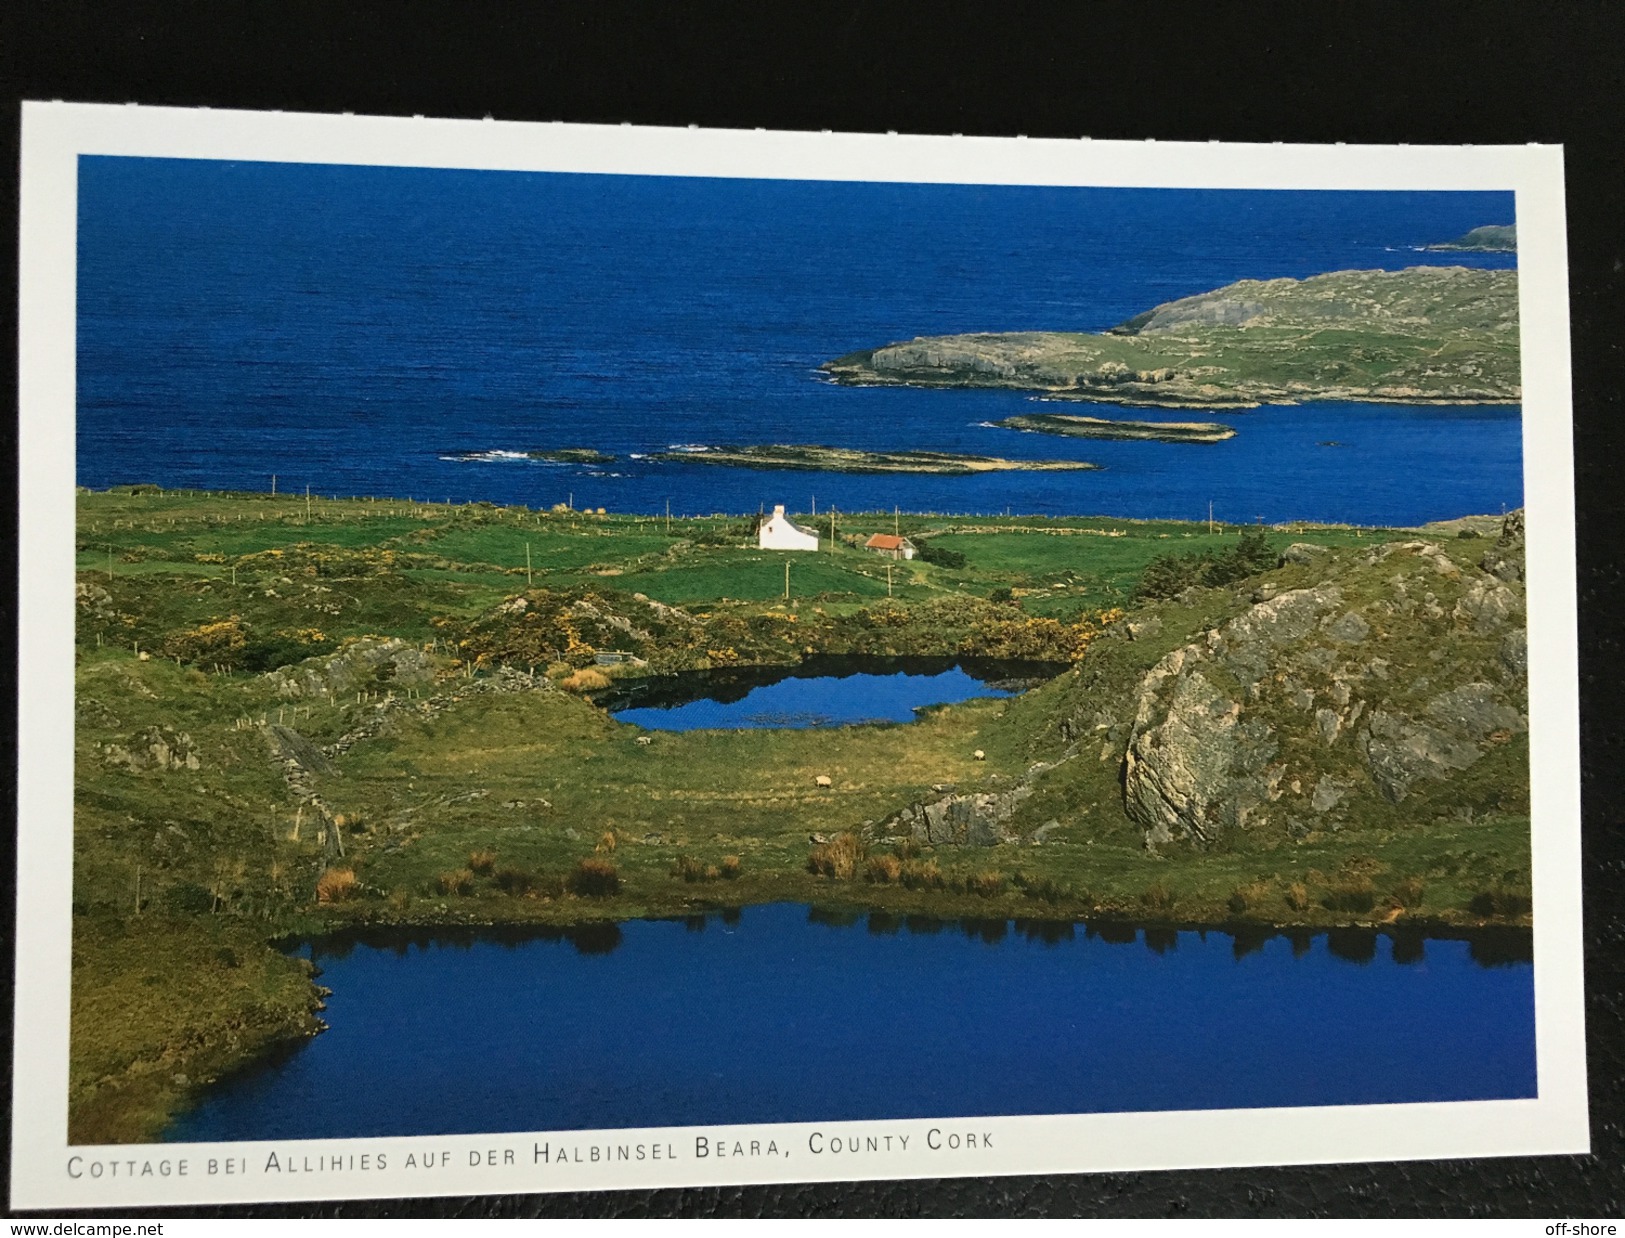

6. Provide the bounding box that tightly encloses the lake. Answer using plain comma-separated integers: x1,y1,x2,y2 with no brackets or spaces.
164,904,1536,1142
604,656,1058,730
77,162,1522,526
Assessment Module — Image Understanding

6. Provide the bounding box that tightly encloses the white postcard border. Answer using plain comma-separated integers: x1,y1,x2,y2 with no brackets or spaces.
12,102,1587,1210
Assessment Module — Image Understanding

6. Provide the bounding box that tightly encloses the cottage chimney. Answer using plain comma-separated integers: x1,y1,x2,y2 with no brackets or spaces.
773,505,785,518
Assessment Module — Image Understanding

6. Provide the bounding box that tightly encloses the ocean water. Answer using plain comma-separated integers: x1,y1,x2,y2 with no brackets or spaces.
77,160,1520,525
164,906,1536,1141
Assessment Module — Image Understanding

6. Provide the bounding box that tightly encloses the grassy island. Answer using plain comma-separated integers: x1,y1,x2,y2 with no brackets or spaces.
996,412,1236,443
822,266,1520,409
70,486,1531,1142
649,444,1098,474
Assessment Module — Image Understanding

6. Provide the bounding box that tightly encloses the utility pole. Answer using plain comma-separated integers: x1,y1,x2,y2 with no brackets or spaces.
271,474,277,496
811,494,816,517
784,559,791,600
887,561,894,597
1208,500,1214,534
525,542,533,586
107,546,114,581
305,484,312,523
666,498,672,534
829,509,836,552
894,506,900,537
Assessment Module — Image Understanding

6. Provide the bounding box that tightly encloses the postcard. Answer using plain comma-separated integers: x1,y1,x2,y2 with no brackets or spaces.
11,103,1587,1210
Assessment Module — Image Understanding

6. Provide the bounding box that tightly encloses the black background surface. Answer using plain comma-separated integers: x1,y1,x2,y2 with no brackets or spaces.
4,0,1623,1219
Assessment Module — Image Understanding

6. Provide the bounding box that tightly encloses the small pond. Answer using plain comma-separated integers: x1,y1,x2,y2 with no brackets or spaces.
165,904,1535,1142
602,655,1063,731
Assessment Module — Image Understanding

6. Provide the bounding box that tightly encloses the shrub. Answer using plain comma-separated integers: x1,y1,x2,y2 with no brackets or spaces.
493,867,536,895
1227,879,1275,915
966,870,1006,898
162,616,250,670
1140,881,1173,913
1136,531,1278,601
1469,883,1533,918
437,868,475,897
1392,876,1427,909
894,836,921,861
899,858,946,891
703,864,721,882
559,668,610,693
387,887,412,913
570,857,621,897
720,855,741,880
595,830,618,854
866,853,903,884
915,539,967,569
316,868,359,904
165,881,215,915
1285,881,1311,912
1013,872,1066,903
673,854,709,883
468,849,497,874
807,832,866,881
1323,876,1377,913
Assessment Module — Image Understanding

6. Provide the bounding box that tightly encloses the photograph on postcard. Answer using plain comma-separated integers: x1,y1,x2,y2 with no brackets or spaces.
10,107,1586,1208
65,157,1537,1143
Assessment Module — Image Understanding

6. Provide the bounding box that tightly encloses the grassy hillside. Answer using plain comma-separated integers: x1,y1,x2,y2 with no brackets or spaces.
69,486,1529,1140
822,266,1519,408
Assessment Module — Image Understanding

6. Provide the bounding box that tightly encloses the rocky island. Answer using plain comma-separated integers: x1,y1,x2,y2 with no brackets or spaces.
822,266,1520,409
650,444,1098,474
996,412,1236,443
530,448,616,464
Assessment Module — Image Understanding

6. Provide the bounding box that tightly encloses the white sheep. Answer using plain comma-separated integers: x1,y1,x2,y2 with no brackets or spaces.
973,749,985,761
635,735,653,746
814,774,833,788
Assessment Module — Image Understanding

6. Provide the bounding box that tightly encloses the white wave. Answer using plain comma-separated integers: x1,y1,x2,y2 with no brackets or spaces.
440,449,533,464
665,443,713,453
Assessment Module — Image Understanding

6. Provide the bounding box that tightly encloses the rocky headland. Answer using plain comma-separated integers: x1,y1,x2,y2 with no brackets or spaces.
1427,224,1517,253
822,266,1520,409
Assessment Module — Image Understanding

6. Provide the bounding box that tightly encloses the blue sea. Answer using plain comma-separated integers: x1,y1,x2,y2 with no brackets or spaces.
77,160,1520,525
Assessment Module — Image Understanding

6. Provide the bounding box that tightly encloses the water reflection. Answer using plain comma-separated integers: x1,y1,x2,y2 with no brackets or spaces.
175,906,1537,1142
604,656,1063,732
302,914,1528,974
1143,926,1178,955
1327,928,1379,965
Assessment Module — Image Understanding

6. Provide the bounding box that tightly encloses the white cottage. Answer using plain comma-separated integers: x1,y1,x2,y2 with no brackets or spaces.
758,504,819,551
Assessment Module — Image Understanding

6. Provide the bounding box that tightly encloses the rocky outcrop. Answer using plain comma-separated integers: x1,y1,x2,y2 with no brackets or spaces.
99,725,200,772
1114,537,1527,847
266,637,435,701
1123,647,1279,847
1480,508,1525,583
267,724,337,779
884,784,1034,846
1363,683,1526,802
